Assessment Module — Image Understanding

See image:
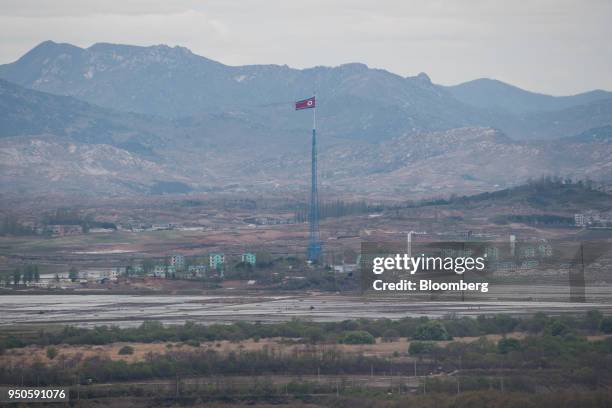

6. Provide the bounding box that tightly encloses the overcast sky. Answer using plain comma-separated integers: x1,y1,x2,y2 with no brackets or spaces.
0,0,610,95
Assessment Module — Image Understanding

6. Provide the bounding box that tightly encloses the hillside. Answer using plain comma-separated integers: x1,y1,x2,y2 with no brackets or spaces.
561,125,612,143
2,41,612,141
447,179,612,212
0,136,182,196
1,42,612,197
0,41,482,141
2,79,612,197
0,78,167,155
445,78,612,114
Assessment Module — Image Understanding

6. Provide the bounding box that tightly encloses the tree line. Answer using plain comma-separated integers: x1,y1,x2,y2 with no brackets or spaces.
295,200,382,222
0,264,40,286
1,318,611,396
42,208,116,232
2,311,611,351
0,216,36,236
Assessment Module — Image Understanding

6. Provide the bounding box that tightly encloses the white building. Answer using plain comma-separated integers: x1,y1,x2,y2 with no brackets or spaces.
333,264,357,273
187,264,207,278
170,254,185,270
77,269,118,283
150,265,167,278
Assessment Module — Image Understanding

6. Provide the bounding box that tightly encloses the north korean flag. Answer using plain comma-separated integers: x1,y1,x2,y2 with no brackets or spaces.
295,96,315,110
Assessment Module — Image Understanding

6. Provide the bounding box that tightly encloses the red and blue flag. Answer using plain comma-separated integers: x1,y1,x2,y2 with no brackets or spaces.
295,96,315,110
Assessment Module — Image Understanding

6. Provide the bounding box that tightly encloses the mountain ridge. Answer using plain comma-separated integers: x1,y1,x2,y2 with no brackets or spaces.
445,78,612,114
2,41,611,141
1,43,612,197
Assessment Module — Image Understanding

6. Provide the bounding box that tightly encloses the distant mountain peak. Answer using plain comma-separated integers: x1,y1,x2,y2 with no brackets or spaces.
1,40,611,142
338,62,369,71
87,42,191,53
31,40,82,51
415,72,431,84
17,40,83,62
446,77,612,115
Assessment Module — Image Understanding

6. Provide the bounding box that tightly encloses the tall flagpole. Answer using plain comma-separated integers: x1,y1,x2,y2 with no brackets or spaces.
313,96,316,129
307,94,322,263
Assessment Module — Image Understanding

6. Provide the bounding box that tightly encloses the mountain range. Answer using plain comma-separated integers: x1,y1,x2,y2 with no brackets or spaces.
445,78,612,115
1,41,611,197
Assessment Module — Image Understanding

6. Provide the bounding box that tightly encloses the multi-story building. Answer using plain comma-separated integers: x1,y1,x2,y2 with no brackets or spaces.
187,264,207,278
519,246,536,259
170,254,185,270
241,252,256,266
47,224,83,237
333,264,357,273
77,269,119,283
485,246,499,261
209,253,225,270
130,264,144,275
151,265,167,278
538,243,553,257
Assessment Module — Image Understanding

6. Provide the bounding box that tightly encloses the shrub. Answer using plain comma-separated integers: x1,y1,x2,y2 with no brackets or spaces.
118,345,134,355
600,316,612,334
340,320,359,331
409,341,440,355
46,346,58,360
477,314,518,334
446,317,481,337
382,329,400,342
520,312,548,333
304,327,325,344
546,320,569,337
341,330,375,344
413,321,451,341
585,310,603,331
497,337,522,354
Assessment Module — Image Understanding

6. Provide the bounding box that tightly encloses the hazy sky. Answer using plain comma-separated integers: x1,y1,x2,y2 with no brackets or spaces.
1,0,610,95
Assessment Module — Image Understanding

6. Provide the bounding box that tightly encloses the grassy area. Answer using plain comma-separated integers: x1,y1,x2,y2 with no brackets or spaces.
0,229,211,256
1,313,611,406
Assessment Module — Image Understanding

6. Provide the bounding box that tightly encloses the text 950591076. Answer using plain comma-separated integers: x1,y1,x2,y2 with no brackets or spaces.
1,387,68,402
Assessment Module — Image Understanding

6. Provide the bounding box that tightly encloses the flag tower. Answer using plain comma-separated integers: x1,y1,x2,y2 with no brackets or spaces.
295,96,322,262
